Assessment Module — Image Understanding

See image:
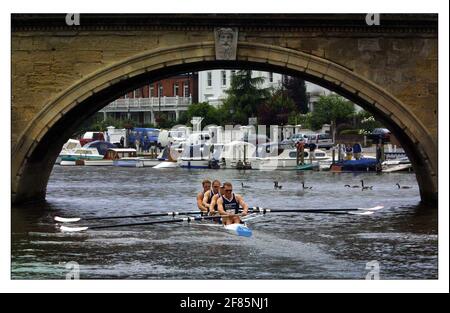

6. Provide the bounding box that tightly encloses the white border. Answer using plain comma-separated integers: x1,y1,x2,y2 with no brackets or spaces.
2,0,448,293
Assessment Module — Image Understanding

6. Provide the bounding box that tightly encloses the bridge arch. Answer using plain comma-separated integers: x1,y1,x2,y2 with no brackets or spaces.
11,41,437,204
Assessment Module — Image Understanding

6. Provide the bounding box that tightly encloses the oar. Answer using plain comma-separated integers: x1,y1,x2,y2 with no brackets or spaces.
55,205,383,225
54,211,203,223
60,215,222,233
248,205,383,214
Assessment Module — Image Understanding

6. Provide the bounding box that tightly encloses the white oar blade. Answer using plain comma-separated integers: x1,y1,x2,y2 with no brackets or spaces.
54,216,81,223
357,205,384,211
60,225,89,232
348,211,375,215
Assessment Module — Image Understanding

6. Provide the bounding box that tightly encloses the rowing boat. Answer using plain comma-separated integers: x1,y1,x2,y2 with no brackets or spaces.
192,213,263,237
55,205,384,237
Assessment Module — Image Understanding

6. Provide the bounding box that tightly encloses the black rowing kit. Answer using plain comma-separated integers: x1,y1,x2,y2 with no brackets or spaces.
205,189,220,205
221,193,240,214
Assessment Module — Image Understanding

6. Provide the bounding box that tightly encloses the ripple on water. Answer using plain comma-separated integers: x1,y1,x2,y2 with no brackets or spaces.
11,167,437,279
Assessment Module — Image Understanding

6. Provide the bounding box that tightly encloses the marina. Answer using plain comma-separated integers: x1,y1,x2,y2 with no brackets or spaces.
54,129,412,173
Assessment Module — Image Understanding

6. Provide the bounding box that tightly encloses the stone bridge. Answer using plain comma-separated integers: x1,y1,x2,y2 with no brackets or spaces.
11,14,438,204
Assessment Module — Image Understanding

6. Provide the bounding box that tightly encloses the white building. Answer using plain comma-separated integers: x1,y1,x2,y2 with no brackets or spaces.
198,70,283,107
198,70,334,110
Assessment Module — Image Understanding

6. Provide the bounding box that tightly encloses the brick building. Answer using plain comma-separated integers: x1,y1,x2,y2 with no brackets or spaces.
101,73,198,125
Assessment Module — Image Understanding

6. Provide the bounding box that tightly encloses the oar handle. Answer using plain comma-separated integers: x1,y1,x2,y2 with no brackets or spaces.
88,215,219,230
82,211,202,221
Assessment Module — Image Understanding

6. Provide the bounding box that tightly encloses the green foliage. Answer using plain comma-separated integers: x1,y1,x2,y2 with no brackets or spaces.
153,112,177,129
335,123,355,134
309,95,355,130
288,112,313,129
354,110,383,133
221,70,271,124
74,114,122,137
339,129,360,135
177,102,222,126
282,77,309,113
258,87,296,125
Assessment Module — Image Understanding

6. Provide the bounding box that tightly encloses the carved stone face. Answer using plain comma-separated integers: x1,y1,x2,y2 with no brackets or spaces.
215,27,237,60
219,32,233,48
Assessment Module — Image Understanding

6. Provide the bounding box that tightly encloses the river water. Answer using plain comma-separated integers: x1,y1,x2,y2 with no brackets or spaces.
11,166,438,279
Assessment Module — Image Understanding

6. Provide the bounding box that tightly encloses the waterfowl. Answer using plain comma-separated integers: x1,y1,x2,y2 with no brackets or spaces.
302,182,312,190
361,180,373,190
274,181,282,189
396,183,412,189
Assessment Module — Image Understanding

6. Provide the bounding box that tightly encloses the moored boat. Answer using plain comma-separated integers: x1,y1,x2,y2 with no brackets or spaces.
60,160,77,166
153,161,178,169
297,162,320,171
60,147,104,162
179,144,211,169
219,141,256,169
85,148,139,166
141,158,162,167
382,157,413,173
253,145,331,170
330,158,379,172
84,159,114,166
113,157,144,168
57,139,82,164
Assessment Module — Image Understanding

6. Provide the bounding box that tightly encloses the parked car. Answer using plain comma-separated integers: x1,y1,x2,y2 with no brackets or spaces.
307,133,334,150
128,128,160,150
368,128,391,143
280,133,309,147
79,131,105,146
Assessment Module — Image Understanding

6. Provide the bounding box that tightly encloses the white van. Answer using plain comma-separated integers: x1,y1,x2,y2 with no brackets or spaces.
307,133,334,150
158,128,189,147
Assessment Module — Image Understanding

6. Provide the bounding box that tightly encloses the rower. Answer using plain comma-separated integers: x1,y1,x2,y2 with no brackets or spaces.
208,185,225,215
216,182,249,225
197,179,211,214
202,179,221,213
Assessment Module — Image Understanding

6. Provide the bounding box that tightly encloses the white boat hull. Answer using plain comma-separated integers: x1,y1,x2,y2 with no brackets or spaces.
114,159,144,168
153,161,178,169
84,160,114,166
382,163,413,173
252,158,297,170
141,159,162,167
60,160,77,166
252,148,332,171
179,158,209,169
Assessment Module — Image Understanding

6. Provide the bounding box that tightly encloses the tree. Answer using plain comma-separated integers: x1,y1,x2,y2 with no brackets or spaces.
354,110,384,134
221,70,271,124
258,87,296,125
177,102,221,126
282,76,309,113
288,112,313,129
309,94,355,130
